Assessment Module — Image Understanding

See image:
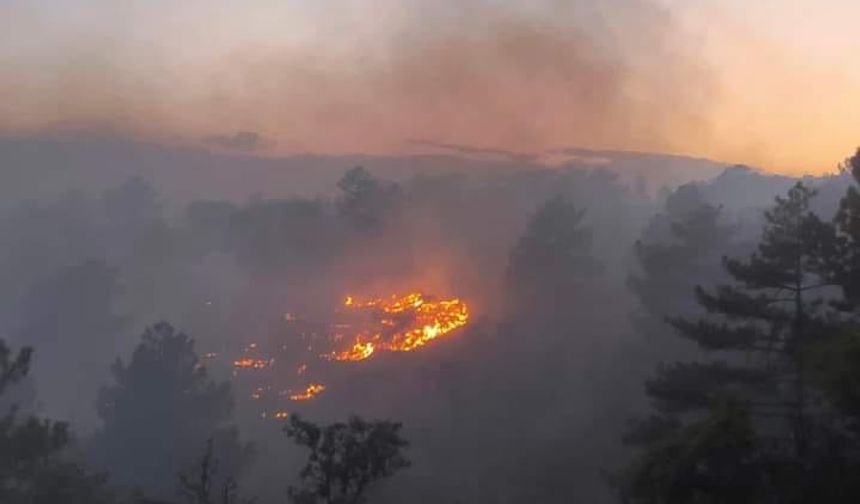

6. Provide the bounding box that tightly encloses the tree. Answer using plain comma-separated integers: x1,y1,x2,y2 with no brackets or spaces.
100,177,173,270
0,341,31,395
622,398,761,504
185,200,238,255
0,192,102,334
500,193,601,406
827,148,860,309
624,182,839,502
12,258,125,426
476,194,616,502
628,184,736,349
0,340,112,504
335,167,399,231
792,147,860,500
813,149,860,423
807,329,860,429
101,177,163,238
91,322,252,498
229,198,335,277
178,439,252,504
0,372,36,418
507,195,600,312
284,415,409,504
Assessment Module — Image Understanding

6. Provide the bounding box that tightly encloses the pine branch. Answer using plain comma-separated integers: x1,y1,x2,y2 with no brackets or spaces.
668,318,770,351
646,362,770,414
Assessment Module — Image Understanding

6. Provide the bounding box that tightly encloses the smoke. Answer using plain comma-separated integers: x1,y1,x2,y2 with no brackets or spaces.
0,0,713,159
206,131,274,152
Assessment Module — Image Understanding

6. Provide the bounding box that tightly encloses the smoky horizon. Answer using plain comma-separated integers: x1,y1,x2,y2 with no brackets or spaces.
2,3,860,503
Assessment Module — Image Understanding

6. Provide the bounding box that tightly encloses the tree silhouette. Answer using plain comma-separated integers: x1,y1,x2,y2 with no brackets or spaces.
229,198,335,277
285,415,409,504
623,398,761,504
624,182,840,502
629,184,736,347
827,148,860,309
0,342,31,395
12,259,125,425
0,340,112,504
336,167,399,231
178,438,252,504
91,322,251,498
507,195,600,313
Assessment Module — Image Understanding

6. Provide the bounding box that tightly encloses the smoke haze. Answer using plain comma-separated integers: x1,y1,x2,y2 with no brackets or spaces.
2,2,860,503
1,0,713,165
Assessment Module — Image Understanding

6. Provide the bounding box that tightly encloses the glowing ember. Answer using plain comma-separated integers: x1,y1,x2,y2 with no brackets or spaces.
330,292,470,361
233,357,270,370
225,291,470,414
289,383,326,401
333,340,376,362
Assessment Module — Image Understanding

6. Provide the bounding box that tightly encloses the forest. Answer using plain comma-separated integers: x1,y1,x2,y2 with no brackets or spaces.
3,143,860,503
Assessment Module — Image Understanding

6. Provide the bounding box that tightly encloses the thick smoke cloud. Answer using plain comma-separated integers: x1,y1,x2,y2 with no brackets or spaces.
0,0,712,160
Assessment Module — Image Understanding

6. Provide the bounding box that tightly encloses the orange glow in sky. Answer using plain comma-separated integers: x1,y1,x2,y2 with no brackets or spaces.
0,0,857,175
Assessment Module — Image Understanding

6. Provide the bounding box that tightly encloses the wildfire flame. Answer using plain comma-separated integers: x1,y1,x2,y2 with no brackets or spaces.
289,383,326,401
233,357,270,369
228,291,470,413
330,292,470,362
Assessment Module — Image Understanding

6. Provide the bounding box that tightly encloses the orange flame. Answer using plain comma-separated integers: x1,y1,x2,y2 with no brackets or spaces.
289,383,326,401
334,340,376,361
330,293,469,361
227,291,469,413
233,357,270,369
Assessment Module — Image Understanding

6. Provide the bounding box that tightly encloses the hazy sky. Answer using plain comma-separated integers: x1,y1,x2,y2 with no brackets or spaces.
1,0,858,174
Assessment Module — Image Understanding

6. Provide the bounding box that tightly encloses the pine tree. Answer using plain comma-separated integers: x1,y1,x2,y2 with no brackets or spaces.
622,398,761,504
91,322,252,498
625,182,838,502
629,184,735,355
507,195,600,314
828,148,860,309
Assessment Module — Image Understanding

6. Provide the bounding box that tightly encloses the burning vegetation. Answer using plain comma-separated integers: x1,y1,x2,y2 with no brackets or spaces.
288,383,326,402
228,292,470,415
232,357,270,370
331,293,470,362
